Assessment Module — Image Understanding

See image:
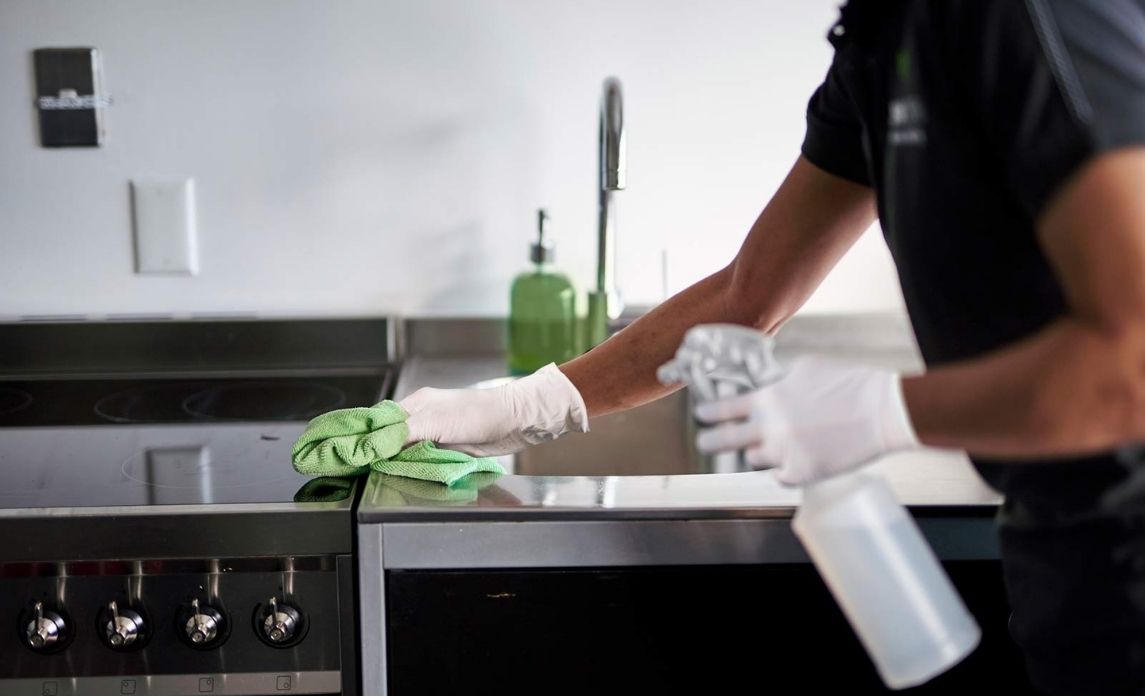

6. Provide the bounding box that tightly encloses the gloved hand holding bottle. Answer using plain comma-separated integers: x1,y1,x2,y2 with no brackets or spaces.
659,323,979,689
692,354,920,485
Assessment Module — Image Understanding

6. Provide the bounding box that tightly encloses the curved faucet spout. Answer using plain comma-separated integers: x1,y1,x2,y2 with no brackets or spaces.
594,77,626,326
600,77,626,192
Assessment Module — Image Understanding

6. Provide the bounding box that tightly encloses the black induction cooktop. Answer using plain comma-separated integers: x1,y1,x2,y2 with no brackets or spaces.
0,373,390,510
0,318,399,512
0,421,327,509
0,374,384,427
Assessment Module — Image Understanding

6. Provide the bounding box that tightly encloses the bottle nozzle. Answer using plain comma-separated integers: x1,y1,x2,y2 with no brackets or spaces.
531,208,555,264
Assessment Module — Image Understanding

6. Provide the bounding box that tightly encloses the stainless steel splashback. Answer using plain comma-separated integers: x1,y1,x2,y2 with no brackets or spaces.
0,317,399,376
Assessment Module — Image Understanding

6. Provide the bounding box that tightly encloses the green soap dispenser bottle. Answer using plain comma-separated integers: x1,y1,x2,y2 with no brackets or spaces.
508,210,578,375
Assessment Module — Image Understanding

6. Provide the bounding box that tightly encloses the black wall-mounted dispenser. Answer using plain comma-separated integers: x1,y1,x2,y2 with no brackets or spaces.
33,47,107,147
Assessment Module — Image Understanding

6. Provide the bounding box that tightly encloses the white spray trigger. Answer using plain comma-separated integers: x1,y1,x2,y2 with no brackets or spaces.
656,324,783,400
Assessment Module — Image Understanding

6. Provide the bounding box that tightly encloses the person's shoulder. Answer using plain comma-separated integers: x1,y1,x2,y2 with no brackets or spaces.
931,0,1145,60
1022,0,1145,151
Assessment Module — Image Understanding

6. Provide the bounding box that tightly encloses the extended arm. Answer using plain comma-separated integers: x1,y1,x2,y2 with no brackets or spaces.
563,156,875,417
402,156,876,455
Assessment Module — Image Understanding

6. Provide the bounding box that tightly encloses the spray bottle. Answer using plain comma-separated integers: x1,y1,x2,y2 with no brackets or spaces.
658,324,981,689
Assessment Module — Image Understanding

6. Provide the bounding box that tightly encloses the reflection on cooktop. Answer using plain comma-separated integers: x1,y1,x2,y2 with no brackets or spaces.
0,387,32,417
0,422,353,508
120,444,302,505
183,381,346,421
0,373,388,427
94,381,348,424
293,477,357,503
94,382,211,423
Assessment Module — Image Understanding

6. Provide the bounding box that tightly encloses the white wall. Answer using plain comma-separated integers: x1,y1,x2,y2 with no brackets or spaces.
0,0,905,319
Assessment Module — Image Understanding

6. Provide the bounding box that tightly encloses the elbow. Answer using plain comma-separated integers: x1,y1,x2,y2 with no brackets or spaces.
1092,322,1145,445
1103,368,1145,447
1033,321,1145,450
1092,377,1145,450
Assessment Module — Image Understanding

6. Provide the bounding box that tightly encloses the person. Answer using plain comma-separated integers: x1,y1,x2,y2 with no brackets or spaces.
399,1,1145,692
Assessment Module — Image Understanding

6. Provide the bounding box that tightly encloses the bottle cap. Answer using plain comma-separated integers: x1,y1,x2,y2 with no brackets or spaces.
530,209,555,264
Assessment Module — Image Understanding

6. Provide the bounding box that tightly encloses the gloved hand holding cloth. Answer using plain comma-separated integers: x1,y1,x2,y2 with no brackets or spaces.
399,363,589,457
291,400,504,486
293,362,588,486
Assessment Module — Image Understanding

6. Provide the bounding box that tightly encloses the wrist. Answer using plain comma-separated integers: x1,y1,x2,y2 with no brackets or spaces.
881,372,920,452
508,364,590,443
551,365,590,433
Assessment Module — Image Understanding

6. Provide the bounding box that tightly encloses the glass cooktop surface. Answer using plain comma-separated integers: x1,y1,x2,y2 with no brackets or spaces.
0,374,388,510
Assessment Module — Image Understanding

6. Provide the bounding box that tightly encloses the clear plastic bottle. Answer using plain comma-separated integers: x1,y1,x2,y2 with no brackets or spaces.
794,472,981,689
508,210,578,375
659,324,981,689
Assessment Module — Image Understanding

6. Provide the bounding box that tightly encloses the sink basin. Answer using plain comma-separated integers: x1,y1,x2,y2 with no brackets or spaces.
468,377,721,476
466,374,746,477
515,390,712,476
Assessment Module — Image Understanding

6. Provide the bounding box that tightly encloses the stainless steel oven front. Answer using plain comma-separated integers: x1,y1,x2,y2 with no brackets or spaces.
355,470,1023,695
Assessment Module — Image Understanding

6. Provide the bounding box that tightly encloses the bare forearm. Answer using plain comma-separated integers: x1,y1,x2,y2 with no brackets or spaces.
560,268,742,417
561,157,876,417
904,318,1145,458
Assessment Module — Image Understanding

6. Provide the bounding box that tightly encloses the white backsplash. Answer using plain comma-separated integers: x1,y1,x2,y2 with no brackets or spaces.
0,0,906,319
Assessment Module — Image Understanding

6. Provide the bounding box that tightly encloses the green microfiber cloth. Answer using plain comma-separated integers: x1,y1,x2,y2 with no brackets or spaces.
292,476,357,503
374,472,503,506
291,400,503,486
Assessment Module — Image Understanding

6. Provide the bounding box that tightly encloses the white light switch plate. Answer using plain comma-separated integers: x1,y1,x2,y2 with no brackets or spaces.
132,178,198,275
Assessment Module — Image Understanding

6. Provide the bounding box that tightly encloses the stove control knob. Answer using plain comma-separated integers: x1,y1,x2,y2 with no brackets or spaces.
260,597,302,644
24,601,67,651
184,598,225,646
104,600,146,648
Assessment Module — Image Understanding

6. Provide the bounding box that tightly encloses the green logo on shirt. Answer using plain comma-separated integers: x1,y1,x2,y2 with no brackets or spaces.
896,49,911,82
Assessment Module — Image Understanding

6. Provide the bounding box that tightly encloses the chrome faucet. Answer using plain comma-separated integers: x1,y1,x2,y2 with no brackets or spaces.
587,77,626,347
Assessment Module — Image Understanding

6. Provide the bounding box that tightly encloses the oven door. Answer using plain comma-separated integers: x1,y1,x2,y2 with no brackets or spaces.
358,517,1028,695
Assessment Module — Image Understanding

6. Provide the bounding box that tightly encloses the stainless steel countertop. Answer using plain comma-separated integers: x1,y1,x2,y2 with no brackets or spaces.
357,455,999,523
358,315,1002,523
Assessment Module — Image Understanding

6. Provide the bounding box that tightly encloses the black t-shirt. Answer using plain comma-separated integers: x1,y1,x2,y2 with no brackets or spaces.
802,0,1145,522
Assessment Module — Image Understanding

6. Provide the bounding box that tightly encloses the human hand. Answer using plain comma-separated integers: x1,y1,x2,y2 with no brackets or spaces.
400,364,589,457
693,356,918,485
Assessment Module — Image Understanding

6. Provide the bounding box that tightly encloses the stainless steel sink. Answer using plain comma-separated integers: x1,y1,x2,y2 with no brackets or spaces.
400,315,931,480
516,390,708,477
469,372,747,477
466,375,716,477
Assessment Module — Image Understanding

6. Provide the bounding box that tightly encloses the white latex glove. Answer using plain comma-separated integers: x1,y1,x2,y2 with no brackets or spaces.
693,356,919,486
400,363,589,457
